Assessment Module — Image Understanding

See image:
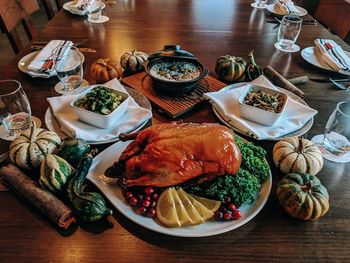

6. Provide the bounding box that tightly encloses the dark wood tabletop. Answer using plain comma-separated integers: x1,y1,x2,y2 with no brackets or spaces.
1,1,349,262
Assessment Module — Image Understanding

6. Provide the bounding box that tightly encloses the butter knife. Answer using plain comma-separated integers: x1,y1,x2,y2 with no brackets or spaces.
31,45,97,53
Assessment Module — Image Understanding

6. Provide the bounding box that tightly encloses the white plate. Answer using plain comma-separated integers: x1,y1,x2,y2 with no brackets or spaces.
63,1,106,15
212,83,314,141
87,140,272,237
44,86,152,145
18,50,85,78
266,4,307,16
301,46,350,76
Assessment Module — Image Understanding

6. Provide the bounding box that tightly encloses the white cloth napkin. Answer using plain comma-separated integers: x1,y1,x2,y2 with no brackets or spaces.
275,0,298,14
204,75,318,140
47,78,153,142
27,40,73,78
314,39,350,72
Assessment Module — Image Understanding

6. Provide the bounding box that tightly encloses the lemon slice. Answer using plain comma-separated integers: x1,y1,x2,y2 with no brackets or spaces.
185,193,215,220
188,193,221,213
177,188,204,225
171,188,192,226
156,187,181,227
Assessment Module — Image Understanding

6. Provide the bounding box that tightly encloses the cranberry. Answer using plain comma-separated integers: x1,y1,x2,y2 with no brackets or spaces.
232,210,242,220
125,191,133,200
129,196,138,206
224,196,231,203
152,193,159,200
142,200,151,208
227,203,236,212
147,208,156,218
150,200,157,208
144,187,155,196
136,207,147,215
219,206,227,213
144,196,151,201
215,211,223,221
223,212,232,221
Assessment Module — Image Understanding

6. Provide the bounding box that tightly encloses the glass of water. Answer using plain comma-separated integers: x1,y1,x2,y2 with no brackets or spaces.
323,101,350,156
275,15,302,52
0,80,31,138
87,0,102,22
54,46,83,93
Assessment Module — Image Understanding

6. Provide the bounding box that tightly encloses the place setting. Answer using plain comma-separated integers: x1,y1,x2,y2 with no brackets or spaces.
266,0,308,17
63,0,109,23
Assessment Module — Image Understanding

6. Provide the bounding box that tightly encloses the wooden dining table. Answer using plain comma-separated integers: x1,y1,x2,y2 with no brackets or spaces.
1,0,349,262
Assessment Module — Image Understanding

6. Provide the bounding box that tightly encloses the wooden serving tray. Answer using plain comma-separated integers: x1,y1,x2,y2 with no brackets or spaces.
121,72,227,118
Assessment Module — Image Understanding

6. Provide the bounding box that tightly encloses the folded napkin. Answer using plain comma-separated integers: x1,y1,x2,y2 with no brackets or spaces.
69,0,93,14
47,78,152,142
275,0,298,14
27,40,73,78
314,39,350,72
204,75,318,140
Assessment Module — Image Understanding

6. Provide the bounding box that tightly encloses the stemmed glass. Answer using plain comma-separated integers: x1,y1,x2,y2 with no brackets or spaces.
274,15,302,52
86,0,109,23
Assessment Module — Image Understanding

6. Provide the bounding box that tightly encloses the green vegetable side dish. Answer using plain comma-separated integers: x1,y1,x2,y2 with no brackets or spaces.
74,86,124,115
188,135,269,207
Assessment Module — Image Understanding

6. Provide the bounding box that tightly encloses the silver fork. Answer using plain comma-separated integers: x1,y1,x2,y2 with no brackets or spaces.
329,78,350,90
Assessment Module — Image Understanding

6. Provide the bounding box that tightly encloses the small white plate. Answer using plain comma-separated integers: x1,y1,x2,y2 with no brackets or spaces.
63,1,106,15
87,15,109,23
266,4,307,16
86,140,272,237
301,46,350,76
18,50,85,78
274,42,300,53
212,83,314,141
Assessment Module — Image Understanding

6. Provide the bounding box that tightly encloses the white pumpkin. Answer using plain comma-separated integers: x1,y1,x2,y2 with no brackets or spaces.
9,123,61,170
273,137,323,176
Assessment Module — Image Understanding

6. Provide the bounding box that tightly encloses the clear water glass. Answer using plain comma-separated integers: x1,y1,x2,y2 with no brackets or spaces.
324,101,350,156
55,46,83,92
0,80,31,137
277,15,302,51
87,0,102,21
255,0,267,7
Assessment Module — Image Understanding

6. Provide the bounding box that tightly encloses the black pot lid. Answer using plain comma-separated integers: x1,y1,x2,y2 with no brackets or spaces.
148,45,196,61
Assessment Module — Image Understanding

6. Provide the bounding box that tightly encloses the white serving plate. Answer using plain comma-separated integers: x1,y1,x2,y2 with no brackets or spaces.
266,4,307,16
301,46,350,76
18,50,85,78
212,83,314,141
87,140,272,237
63,1,106,15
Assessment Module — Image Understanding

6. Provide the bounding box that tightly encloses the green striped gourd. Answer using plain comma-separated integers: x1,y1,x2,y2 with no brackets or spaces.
120,49,148,73
57,138,90,168
215,55,246,83
39,154,73,192
277,173,329,220
66,150,112,222
245,50,262,81
9,123,61,170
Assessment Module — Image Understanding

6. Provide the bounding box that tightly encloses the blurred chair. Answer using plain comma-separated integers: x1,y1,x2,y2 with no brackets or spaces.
0,0,39,54
298,0,320,16
40,0,65,20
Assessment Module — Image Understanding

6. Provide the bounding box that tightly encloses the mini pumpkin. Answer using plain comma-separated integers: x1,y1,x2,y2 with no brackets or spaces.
120,49,148,73
215,55,246,83
277,173,329,220
273,137,323,176
9,123,61,170
91,58,122,84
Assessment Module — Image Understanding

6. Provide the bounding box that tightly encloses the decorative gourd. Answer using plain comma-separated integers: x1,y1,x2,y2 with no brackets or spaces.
9,123,61,170
39,154,73,192
66,150,112,222
91,58,122,84
57,138,90,168
215,55,246,83
245,50,262,81
277,173,329,220
120,49,148,73
273,137,323,176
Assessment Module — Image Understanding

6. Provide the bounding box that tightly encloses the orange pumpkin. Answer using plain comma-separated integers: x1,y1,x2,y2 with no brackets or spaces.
91,58,122,84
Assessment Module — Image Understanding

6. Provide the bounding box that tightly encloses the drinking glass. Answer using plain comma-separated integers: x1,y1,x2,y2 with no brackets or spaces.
87,0,102,22
276,15,302,51
54,46,83,93
255,0,267,8
0,80,31,137
323,101,350,156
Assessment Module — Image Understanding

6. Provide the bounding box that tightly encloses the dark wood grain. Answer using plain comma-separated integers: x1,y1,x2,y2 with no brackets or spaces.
0,1,349,262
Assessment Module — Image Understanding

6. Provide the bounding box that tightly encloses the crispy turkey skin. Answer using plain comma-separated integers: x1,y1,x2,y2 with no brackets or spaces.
116,122,242,187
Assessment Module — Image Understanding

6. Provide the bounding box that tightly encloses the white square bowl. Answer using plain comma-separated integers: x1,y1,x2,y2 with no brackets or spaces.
71,86,130,129
238,84,288,126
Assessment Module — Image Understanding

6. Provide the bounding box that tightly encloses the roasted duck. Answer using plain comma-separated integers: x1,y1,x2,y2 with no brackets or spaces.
115,122,242,187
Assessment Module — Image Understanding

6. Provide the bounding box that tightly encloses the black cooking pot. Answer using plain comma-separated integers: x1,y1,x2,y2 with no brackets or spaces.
145,45,208,96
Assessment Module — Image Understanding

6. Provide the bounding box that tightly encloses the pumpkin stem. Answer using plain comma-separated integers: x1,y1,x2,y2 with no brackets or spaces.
29,121,37,143
297,137,304,153
132,49,137,56
301,181,313,193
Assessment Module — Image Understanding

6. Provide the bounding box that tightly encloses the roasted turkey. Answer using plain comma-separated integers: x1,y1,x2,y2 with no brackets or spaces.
115,122,242,187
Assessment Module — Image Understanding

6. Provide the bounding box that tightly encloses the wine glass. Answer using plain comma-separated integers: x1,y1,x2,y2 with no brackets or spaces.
54,46,84,94
275,15,302,52
323,101,350,156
